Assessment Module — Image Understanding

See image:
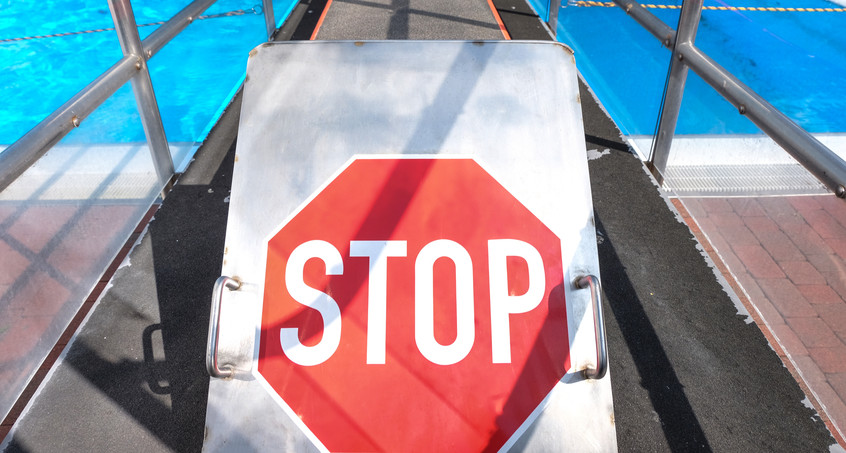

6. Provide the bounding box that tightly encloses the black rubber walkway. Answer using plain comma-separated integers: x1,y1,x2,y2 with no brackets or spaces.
314,0,505,40
0,0,840,451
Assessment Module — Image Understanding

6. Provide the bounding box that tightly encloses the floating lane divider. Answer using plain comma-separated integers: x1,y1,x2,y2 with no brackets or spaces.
0,6,263,43
572,0,846,11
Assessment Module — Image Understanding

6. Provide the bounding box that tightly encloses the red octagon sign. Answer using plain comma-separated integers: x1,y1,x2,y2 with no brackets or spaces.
259,157,569,452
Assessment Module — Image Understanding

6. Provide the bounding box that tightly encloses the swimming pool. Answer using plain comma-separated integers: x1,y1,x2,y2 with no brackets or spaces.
553,0,846,137
1,0,295,165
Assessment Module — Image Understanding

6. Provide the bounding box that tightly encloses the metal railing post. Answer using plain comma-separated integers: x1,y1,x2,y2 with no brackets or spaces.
648,0,703,184
262,0,276,40
108,0,175,195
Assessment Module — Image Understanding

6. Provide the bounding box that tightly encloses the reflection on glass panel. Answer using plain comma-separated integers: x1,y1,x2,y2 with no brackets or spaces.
0,95,161,421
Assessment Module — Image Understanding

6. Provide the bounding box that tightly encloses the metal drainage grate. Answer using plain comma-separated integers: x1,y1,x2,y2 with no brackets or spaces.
663,164,829,197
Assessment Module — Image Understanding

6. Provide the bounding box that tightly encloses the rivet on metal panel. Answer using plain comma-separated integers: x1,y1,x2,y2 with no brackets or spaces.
738,104,746,115
663,37,671,48
188,16,194,22
676,52,684,61
135,58,142,70
837,185,846,198
146,49,152,58
71,115,81,127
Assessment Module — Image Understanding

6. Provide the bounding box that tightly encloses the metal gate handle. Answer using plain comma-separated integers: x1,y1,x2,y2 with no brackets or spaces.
206,275,242,379
576,275,608,380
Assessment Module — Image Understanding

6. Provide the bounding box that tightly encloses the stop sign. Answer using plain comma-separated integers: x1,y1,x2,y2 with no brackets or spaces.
258,157,569,452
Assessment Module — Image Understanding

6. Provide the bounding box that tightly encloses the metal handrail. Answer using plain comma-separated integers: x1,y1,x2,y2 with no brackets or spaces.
206,276,242,378
0,55,139,191
576,275,608,380
143,0,217,60
0,0,276,195
613,0,846,198
612,0,676,48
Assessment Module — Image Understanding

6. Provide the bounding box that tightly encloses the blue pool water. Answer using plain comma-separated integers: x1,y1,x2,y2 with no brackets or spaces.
553,0,846,136
0,0,295,147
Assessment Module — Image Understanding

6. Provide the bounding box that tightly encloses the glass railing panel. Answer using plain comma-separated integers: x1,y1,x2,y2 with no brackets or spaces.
527,0,552,21
554,0,681,159
0,1,299,423
273,0,299,28
670,0,846,439
667,0,846,177
688,0,846,136
555,0,846,439
144,0,278,171
0,89,164,421
0,0,123,148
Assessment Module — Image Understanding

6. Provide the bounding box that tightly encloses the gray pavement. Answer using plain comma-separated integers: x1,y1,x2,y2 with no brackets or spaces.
314,0,504,40
1,0,841,451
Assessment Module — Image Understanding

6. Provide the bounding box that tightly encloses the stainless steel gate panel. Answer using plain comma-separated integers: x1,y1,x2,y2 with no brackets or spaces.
204,40,616,452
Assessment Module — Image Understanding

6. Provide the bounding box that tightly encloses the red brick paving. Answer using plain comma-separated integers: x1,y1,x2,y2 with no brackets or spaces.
799,284,843,305
790,225,830,256
809,345,846,374
759,278,818,318
681,195,846,445
734,246,786,279
787,317,841,348
780,260,826,285
728,197,767,217
770,322,809,356
831,373,846,401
